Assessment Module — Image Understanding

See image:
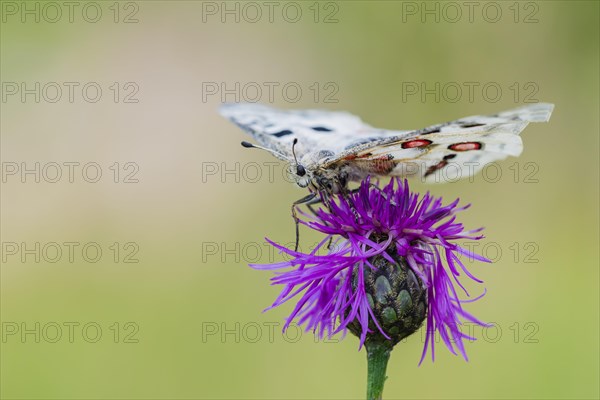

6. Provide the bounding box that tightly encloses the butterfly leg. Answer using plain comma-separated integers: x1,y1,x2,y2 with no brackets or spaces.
338,185,361,222
367,182,398,206
292,192,318,252
306,196,325,218
346,181,398,206
326,236,334,251
305,194,327,219
299,195,340,251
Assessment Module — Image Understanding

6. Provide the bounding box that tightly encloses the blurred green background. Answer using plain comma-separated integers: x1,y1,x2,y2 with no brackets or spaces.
1,1,598,399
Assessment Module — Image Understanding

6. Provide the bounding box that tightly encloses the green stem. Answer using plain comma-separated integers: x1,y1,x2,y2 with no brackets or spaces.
365,341,392,400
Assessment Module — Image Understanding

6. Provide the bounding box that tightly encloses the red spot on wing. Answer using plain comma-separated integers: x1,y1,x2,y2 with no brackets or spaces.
448,142,482,151
401,139,432,149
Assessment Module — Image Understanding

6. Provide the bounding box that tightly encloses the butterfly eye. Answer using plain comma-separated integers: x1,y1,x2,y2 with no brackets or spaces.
296,165,306,177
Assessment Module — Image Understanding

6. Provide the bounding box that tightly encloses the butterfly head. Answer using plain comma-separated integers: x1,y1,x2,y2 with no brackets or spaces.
240,139,345,193
287,162,312,189
293,143,348,193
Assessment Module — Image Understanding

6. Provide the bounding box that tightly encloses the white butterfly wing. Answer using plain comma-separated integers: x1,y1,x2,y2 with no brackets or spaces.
221,102,554,184
219,103,406,162
327,103,554,183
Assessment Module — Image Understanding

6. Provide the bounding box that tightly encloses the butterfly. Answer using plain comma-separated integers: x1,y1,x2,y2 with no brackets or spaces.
220,102,554,196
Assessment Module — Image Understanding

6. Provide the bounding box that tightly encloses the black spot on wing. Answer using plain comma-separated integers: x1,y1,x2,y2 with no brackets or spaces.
460,123,486,128
272,130,293,137
311,126,333,132
414,127,441,135
443,154,457,160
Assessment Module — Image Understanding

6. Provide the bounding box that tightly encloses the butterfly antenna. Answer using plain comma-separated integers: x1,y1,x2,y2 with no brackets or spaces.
291,138,306,177
291,138,299,166
241,141,287,159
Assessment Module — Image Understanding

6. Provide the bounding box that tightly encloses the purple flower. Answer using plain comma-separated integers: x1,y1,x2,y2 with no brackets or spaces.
251,178,490,363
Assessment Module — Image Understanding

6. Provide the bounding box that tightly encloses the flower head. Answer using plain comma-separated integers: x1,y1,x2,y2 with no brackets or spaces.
252,178,490,363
